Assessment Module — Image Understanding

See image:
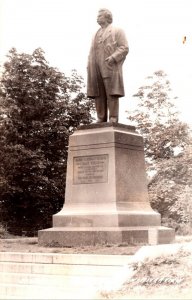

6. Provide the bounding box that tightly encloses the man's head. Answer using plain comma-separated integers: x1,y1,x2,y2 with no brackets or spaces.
97,9,113,26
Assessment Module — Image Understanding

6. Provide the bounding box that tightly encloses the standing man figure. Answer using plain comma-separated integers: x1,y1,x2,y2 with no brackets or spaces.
87,8,129,123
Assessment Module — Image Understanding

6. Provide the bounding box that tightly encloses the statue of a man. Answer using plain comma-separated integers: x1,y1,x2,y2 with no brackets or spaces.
87,8,129,123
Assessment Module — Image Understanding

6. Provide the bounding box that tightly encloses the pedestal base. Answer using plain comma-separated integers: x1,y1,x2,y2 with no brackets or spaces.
38,123,175,246
38,226,175,246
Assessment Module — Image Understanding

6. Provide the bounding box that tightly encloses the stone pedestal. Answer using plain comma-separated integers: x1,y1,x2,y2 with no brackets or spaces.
38,123,175,246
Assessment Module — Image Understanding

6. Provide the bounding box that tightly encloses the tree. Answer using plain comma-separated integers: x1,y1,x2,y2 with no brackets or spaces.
0,48,94,235
148,141,192,231
127,70,191,230
128,70,189,163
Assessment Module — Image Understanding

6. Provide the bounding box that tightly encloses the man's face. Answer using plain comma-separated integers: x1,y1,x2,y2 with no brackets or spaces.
97,11,108,26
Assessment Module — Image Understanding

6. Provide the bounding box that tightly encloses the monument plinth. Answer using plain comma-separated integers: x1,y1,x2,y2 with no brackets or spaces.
38,123,175,246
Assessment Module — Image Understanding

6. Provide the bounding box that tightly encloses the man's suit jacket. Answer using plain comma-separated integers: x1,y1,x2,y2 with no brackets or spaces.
87,24,129,98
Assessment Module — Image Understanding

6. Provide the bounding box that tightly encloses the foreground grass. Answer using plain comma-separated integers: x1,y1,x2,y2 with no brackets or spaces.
101,236,192,299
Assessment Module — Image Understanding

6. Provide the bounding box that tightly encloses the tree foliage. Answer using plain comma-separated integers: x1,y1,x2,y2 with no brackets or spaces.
148,141,192,231
127,70,191,230
0,48,94,235
128,70,189,162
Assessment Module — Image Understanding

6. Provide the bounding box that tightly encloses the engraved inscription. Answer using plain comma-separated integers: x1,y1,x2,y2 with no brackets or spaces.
73,155,108,184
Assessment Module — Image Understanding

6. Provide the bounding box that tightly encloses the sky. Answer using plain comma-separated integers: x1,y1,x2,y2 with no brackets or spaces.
0,0,192,124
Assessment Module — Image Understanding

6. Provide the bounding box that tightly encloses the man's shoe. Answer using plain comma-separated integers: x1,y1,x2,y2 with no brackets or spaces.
96,118,104,123
109,117,118,123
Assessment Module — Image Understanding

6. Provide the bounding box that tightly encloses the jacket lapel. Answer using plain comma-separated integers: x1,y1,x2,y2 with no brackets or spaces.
102,25,112,41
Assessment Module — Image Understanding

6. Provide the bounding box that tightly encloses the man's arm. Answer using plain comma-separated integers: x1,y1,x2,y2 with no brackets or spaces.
111,28,129,63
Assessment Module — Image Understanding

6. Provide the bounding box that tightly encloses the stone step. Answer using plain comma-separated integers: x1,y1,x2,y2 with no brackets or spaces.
0,252,132,299
0,251,132,265
0,261,124,276
0,271,114,288
0,283,99,299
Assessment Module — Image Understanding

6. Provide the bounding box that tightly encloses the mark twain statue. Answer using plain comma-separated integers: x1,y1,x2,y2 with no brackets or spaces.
87,8,129,123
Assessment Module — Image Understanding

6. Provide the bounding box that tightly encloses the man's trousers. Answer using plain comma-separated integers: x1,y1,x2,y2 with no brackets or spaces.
95,75,119,122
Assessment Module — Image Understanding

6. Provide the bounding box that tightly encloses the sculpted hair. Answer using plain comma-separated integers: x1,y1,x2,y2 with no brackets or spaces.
99,8,113,24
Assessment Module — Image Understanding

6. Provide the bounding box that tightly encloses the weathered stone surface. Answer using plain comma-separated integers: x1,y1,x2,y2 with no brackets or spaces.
39,227,175,247
38,123,175,246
